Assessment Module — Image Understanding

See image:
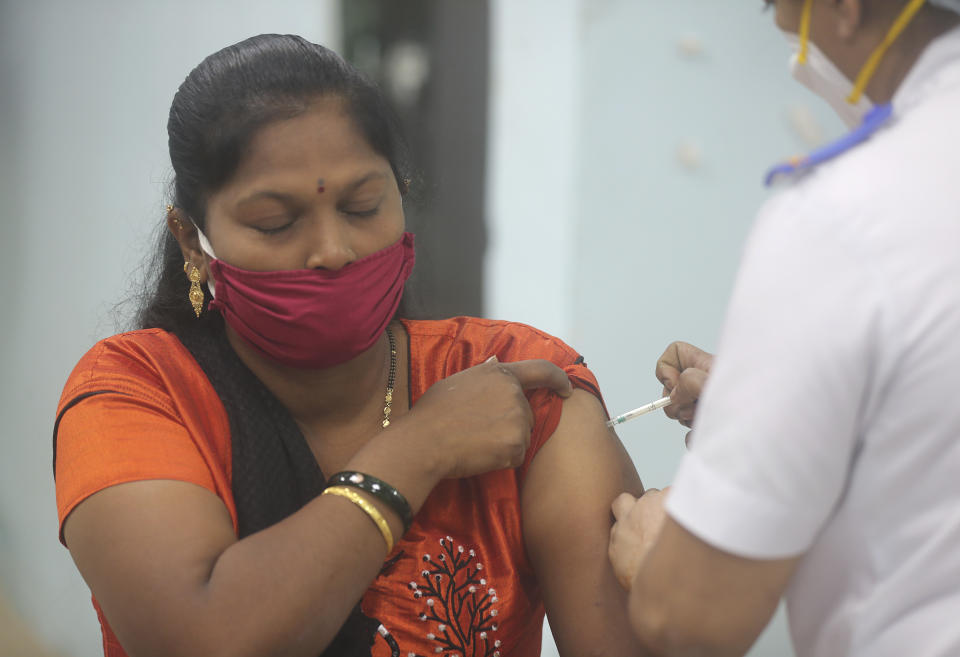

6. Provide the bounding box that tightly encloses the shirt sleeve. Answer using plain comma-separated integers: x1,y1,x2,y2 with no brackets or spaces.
666,192,882,559
54,337,225,545
520,342,604,479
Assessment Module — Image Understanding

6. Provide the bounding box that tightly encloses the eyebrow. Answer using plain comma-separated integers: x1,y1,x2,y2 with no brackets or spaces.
342,171,389,193
235,171,389,207
236,190,298,208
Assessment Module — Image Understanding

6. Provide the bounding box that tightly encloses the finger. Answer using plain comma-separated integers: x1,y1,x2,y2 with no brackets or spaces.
522,393,535,429
500,360,573,398
611,492,638,521
655,342,683,390
676,342,714,372
520,398,534,448
672,403,695,426
671,368,708,427
673,368,708,407
663,389,682,421
656,342,715,388
514,389,535,454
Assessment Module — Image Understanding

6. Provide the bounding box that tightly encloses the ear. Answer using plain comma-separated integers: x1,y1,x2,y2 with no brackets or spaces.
833,0,863,41
166,206,210,283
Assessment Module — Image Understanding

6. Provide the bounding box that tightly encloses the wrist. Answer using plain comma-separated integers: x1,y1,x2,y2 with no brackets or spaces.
344,422,445,516
384,414,451,481
326,471,414,533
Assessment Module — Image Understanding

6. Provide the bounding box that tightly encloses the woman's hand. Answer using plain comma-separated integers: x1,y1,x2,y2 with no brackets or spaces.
609,488,671,591
404,357,573,479
656,342,714,430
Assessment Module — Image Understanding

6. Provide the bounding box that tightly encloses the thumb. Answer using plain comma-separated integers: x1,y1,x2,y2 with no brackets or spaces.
656,363,681,391
671,367,709,409
500,359,574,398
611,492,638,521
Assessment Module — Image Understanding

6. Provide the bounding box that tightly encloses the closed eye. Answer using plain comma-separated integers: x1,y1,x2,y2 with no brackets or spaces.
340,197,383,218
254,224,292,235
342,206,381,218
250,217,296,235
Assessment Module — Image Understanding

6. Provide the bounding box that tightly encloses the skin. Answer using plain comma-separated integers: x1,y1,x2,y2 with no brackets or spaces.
608,3,959,655
64,96,645,657
524,390,646,656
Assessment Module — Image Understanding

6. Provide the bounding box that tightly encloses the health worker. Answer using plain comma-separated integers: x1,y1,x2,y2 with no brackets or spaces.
607,1,960,656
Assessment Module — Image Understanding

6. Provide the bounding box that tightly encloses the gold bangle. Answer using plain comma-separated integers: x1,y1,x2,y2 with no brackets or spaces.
322,485,394,553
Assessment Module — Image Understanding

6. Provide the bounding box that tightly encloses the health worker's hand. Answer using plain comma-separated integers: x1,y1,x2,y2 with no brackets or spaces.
656,341,714,431
407,357,573,480
608,488,670,591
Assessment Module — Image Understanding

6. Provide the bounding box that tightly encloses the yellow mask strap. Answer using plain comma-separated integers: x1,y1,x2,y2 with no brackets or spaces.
798,0,814,64
797,0,927,104
849,0,927,103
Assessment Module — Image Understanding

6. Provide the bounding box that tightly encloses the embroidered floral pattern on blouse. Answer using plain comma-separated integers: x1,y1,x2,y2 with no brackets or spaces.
408,536,503,657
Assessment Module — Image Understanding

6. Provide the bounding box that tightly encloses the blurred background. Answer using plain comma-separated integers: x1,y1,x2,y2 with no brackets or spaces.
0,0,845,655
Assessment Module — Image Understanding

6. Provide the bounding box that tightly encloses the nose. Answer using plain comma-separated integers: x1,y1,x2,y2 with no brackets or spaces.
303,219,356,271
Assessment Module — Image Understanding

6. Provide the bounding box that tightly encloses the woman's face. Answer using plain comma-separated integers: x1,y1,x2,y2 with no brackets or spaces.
201,97,404,273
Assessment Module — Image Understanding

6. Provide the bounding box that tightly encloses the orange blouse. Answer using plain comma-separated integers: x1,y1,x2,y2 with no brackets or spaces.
54,317,602,657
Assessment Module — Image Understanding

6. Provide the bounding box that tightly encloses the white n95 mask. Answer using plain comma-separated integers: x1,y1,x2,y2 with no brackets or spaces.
783,32,873,129
929,0,960,13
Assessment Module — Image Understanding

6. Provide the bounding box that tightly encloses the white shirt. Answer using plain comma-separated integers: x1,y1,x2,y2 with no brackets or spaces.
666,28,960,657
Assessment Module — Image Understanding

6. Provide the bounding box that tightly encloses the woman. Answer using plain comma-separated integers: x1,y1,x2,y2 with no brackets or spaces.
54,35,643,657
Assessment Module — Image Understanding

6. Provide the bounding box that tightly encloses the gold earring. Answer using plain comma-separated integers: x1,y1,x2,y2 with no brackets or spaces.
185,261,204,317
168,206,184,230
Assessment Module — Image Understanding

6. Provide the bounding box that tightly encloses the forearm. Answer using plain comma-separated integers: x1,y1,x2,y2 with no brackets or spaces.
200,495,397,657
128,429,444,657
626,579,749,657
623,519,792,657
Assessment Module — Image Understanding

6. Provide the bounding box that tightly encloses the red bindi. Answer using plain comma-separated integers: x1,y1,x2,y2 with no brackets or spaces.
317,178,325,193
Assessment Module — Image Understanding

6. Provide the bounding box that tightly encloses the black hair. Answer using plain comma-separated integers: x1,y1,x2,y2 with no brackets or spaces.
136,34,413,332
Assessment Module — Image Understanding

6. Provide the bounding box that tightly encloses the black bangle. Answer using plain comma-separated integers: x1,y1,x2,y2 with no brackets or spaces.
327,471,413,533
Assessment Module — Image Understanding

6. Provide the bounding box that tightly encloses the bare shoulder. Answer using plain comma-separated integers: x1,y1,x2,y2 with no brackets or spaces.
525,390,642,500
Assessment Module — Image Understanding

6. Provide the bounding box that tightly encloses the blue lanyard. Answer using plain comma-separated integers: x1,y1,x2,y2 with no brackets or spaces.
764,103,894,187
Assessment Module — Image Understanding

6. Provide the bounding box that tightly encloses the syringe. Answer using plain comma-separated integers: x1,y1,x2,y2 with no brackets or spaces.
606,396,673,427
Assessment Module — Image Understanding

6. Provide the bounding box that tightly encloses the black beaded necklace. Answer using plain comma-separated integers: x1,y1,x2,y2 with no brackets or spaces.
381,327,397,428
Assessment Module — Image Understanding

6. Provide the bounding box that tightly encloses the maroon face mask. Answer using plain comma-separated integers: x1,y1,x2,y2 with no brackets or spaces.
202,232,415,369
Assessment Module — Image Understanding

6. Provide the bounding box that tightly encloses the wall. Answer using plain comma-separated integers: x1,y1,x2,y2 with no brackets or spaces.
486,1,846,655
2,1,848,654
0,2,339,654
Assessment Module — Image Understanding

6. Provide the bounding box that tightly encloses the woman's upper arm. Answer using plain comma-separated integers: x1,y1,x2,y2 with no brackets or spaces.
55,374,239,653
57,383,253,657
64,479,239,656
521,389,645,657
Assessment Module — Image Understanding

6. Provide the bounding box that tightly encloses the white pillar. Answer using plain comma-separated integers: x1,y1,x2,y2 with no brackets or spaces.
485,0,581,343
